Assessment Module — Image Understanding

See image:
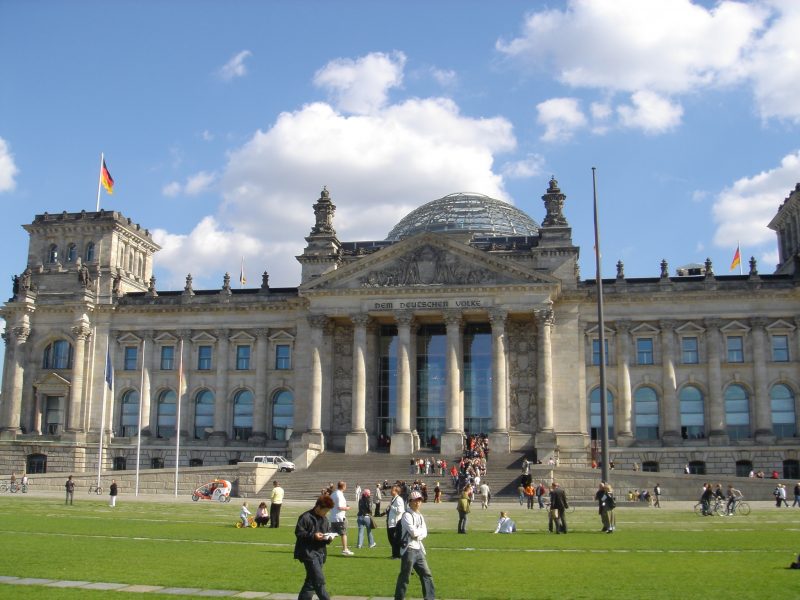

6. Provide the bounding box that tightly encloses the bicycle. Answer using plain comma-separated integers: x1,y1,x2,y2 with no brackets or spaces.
723,498,751,516
694,498,725,516
235,516,257,529
88,483,103,495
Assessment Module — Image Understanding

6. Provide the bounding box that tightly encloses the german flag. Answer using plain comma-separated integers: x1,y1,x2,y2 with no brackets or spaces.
100,159,114,195
729,245,741,271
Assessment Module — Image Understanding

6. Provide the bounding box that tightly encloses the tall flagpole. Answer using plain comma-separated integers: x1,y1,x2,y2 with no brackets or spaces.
135,338,146,496
738,240,743,275
96,153,104,212
174,338,184,496
97,335,112,490
592,167,610,485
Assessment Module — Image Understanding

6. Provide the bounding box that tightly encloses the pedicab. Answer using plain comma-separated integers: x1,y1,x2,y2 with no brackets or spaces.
191,479,232,502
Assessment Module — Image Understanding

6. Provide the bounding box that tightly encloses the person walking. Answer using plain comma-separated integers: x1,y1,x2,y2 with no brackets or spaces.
330,481,354,555
294,494,335,600
65,475,75,505
479,481,491,509
374,483,383,516
536,481,546,509
524,482,535,509
793,482,800,508
653,483,662,508
456,489,470,533
549,482,569,534
596,482,615,533
386,484,405,559
356,489,376,549
109,479,118,507
270,480,284,528
394,490,435,600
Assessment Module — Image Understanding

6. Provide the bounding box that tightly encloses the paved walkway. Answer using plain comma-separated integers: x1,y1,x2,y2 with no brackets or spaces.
0,575,427,599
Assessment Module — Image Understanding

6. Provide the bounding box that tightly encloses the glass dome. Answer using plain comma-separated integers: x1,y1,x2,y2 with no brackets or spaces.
386,192,539,241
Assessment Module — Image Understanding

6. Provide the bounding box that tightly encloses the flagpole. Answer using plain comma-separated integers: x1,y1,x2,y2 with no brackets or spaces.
738,240,743,275
135,338,146,496
592,167,610,486
174,338,184,496
97,335,111,490
96,153,104,212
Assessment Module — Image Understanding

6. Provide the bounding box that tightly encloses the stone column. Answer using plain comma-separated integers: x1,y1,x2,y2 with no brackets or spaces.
751,318,774,442
0,326,29,437
536,309,555,436
32,388,42,435
660,320,681,445
176,330,191,439
140,331,155,436
705,319,727,444
209,329,229,444
346,314,370,454
489,309,510,451
440,310,464,457
251,329,269,442
66,323,91,433
391,312,414,455
614,321,634,445
307,315,327,436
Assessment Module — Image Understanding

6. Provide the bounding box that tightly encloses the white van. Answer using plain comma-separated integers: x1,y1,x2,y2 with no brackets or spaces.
252,455,295,472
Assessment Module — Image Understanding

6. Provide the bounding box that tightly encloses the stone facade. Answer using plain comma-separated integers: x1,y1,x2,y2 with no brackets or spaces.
2,181,800,479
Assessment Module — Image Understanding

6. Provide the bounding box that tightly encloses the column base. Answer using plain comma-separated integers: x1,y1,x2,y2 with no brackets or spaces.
662,431,683,447
615,432,635,447
390,431,414,455
440,431,464,458
249,432,268,444
207,431,228,447
345,430,369,455
489,430,511,453
412,430,421,452
289,431,325,470
0,428,20,440
708,430,729,446
754,429,776,445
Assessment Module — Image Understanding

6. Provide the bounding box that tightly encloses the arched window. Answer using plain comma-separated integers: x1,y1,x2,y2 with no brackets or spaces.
232,389,253,441
634,386,659,440
272,390,294,441
735,460,753,477
679,385,705,439
189,458,204,467
66,244,77,262
43,340,73,369
725,384,750,440
113,456,127,471
48,244,58,263
85,242,95,262
151,457,165,469
770,384,796,438
27,453,47,474
589,387,614,439
194,389,214,440
784,459,799,479
157,390,177,438
120,390,140,437
642,461,659,472
688,460,706,475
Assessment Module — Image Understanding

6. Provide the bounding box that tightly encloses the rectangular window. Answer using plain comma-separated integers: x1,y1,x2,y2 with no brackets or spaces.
591,339,609,365
45,396,63,435
727,336,744,363
123,346,138,371
681,337,699,364
636,338,654,365
276,344,291,370
236,345,251,370
160,346,175,370
771,335,789,362
198,345,212,370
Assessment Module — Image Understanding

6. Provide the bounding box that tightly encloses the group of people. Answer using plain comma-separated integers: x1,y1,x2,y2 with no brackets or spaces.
408,457,447,476
239,480,284,528
518,479,548,509
296,481,435,600
698,482,743,516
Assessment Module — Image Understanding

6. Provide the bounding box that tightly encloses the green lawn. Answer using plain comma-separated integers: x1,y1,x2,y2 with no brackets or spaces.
0,496,798,599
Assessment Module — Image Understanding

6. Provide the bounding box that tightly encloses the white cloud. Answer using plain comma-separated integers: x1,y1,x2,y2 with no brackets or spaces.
154,53,520,287
691,190,709,203
161,171,217,197
201,130,214,142
712,150,800,249
218,50,252,81
0,137,19,192
498,1,800,123
617,91,683,133
430,67,457,88
536,97,587,142
502,154,546,179
313,51,405,114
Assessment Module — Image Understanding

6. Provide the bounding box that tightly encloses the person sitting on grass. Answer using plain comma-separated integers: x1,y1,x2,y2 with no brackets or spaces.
494,511,516,533
255,501,270,527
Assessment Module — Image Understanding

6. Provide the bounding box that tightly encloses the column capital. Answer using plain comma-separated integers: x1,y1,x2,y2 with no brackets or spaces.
749,317,770,329
71,324,91,341
176,328,193,340
615,319,632,334
307,314,329,330
393,311,414,328
214,328,230,339
142,330,156,341
534,308,554,327
659,319,677,332
704,317,724,331
253,328,270,338
12,325,30,344
488,308,508,326
443,309,462,327
351,314,371,328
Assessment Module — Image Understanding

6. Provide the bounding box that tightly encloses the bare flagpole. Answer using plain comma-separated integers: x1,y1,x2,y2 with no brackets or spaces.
96,153,104,212
135,338,146,496
174,338,184,496
592,167,610,485
98,335,112,490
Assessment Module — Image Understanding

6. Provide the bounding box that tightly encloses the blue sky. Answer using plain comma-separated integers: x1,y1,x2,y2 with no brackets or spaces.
1,0,799,302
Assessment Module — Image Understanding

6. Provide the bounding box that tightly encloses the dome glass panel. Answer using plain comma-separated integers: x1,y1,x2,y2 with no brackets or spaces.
386,192,539,241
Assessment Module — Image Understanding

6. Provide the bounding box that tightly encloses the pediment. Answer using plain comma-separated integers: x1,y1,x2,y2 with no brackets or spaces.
766,319,795,332
154,332,178,343
721,320,750,333
229,331,255,343
269,330,295,342
676,322,705,334
34,372,71,390
631,323,660,335
191,331,217,344
117,332,142,344
301,233,559,292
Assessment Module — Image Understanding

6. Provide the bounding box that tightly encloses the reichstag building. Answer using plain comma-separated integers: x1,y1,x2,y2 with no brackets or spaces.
1,178,799,479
